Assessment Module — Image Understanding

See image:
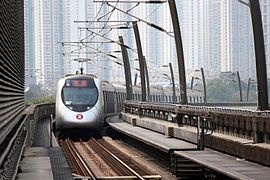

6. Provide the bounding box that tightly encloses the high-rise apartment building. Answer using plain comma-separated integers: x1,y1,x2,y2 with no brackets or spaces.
177,0,254,80
25,0,270,88
220,0,253,80
24,0,36,87
42,0,71,89
25,0,71,90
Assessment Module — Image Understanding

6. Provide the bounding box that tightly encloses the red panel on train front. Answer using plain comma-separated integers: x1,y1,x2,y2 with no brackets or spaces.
81,80,87,87
74,80,79,87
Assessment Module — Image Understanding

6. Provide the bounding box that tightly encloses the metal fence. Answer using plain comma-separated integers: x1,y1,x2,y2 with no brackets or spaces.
0,0,25,146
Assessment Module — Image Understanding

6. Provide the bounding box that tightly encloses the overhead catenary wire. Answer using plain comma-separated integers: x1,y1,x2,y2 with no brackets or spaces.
106,2,174,38
81,43,122,61
78,0,168,55
118,1,165,42
87,2,105,28
126,2,140,13
84,28,137,53
69,0,169,78
80,1,119,43
65,0,167,59
145,3,162,20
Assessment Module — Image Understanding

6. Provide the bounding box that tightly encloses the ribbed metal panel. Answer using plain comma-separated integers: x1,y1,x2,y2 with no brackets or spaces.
0,0,25,145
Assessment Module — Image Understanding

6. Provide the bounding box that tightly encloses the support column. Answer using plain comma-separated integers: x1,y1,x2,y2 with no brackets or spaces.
134,73,138,86
236,71,243,102
247,78,251,102
201,67,207,103
133,21,146,102
250,0,268,110
143,56,150,100
119,36,132,100
168,0,187,104
169,63,176,103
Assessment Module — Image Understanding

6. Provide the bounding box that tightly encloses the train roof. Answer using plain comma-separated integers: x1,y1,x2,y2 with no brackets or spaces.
64,74,97,79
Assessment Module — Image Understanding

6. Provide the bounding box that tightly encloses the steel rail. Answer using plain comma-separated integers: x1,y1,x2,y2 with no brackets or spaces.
91,138,145,180
62,139,85,175
88,139,130,176
99,140,150,175
64,139,96,179
79,140,113,176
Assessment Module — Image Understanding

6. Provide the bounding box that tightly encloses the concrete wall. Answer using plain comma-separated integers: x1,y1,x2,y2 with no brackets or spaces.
24,103,55,146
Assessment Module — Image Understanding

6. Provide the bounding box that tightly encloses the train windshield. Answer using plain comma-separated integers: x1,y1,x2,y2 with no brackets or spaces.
62,79,98,106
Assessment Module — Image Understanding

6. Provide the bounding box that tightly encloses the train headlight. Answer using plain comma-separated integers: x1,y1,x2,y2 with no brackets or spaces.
87,107,90,110
69,107,73,110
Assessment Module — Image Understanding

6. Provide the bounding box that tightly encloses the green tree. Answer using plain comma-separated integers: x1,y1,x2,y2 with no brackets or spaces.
207,79,238,102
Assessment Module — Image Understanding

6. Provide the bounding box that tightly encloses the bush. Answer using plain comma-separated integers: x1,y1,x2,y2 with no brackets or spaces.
26,95,55,105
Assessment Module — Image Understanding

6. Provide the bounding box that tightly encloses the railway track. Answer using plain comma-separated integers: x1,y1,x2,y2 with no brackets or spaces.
59,138,161,179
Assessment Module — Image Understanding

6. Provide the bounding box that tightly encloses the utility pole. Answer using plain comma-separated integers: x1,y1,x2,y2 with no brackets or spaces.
249,0,268,110
143,56,150,100
169,63,176,103
236,71,243,102
201,68,207,103
168,0,187,104
119,36,133,100
133,21,146,102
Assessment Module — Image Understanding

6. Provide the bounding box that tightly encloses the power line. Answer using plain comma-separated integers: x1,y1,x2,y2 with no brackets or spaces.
80,1,119,43
106,2,174,37
87,2,105,28
83,28,137,53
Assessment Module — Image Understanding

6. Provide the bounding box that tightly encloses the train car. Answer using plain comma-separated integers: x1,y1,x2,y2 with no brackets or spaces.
55,74,104,132
55,73,205,133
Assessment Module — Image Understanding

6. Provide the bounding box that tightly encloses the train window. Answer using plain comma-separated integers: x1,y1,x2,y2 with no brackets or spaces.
62,79,98,111
63,87,98,105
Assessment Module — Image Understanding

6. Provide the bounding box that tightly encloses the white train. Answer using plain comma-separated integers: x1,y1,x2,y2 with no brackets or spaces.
55,74,204,132
55,74,104,131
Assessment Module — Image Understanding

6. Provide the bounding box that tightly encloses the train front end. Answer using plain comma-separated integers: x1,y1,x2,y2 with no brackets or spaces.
55,75,104,132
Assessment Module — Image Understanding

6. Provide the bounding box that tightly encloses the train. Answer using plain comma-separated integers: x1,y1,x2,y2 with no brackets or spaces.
55,74,204,132
55,74,104,131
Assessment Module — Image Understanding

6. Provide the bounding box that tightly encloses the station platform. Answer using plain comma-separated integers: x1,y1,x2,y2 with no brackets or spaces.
17,118,73,180
106,115,270,180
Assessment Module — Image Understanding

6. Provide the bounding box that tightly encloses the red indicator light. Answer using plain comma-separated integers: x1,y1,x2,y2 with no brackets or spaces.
81,80,87,87
74,80,79,87
76,114,83,120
